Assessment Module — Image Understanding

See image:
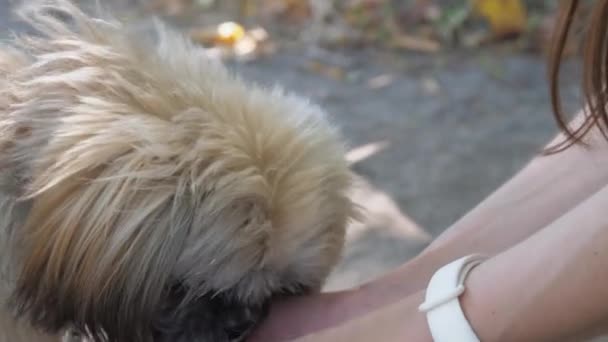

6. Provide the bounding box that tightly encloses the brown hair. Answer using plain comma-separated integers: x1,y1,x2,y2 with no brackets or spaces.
548,0,608,152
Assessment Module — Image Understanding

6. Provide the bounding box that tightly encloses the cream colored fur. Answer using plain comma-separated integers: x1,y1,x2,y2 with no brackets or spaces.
0,1,354,341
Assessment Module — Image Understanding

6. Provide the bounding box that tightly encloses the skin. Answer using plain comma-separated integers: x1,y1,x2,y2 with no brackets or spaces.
248,111,608,342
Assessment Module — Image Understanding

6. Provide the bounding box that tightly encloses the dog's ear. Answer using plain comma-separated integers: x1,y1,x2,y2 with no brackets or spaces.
2,5,199,336
12,169,194,341
6,96,199,340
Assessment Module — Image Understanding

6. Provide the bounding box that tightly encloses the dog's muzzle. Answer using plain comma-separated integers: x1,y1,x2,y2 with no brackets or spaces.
152,283,272,342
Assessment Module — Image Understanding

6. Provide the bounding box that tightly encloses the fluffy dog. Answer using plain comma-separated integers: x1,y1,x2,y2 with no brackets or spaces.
0,1,354,341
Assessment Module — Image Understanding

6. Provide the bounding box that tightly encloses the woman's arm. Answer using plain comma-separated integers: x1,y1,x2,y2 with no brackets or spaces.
360,115,608,302
248,115,608,342
297,179,608,342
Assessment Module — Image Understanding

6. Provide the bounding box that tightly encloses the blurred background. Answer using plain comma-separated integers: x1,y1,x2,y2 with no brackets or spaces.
0,0,586,290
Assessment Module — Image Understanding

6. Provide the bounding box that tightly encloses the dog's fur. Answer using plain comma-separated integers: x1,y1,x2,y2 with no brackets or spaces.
0,1,354,341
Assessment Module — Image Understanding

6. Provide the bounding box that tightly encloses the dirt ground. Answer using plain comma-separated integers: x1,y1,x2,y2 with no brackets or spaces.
0,0,584,295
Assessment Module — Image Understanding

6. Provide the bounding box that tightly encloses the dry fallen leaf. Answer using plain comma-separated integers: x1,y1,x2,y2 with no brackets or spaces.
190,21,275,61
260,0,312,24
472,0,527,38
191,22,246,47
390,33,441,53
306,61,346,81
345,141,390,165
216,22,246,45
190,27,218,46
367,74,394,89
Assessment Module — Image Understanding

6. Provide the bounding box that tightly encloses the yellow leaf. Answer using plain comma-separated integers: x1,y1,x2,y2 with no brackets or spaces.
216,22,246,45
472,0,527,36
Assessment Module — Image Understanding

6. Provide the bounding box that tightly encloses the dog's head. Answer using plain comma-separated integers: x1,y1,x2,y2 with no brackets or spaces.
2,1,354,341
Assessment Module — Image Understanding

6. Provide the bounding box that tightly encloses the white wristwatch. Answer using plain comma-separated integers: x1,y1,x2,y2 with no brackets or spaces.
418,254,486,342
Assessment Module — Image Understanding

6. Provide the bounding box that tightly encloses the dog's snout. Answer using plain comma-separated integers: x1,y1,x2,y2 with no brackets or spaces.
152,283,271,342
224,300,271,341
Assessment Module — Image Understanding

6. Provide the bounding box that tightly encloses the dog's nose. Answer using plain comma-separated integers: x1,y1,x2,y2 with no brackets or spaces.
223,298,272,341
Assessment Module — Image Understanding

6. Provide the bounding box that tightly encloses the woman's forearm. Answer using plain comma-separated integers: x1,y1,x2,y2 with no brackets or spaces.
461,182,608,342
429,119,608,254
356,121,608,310
294,291,432,342
249,119,608,342
297,180,608,342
